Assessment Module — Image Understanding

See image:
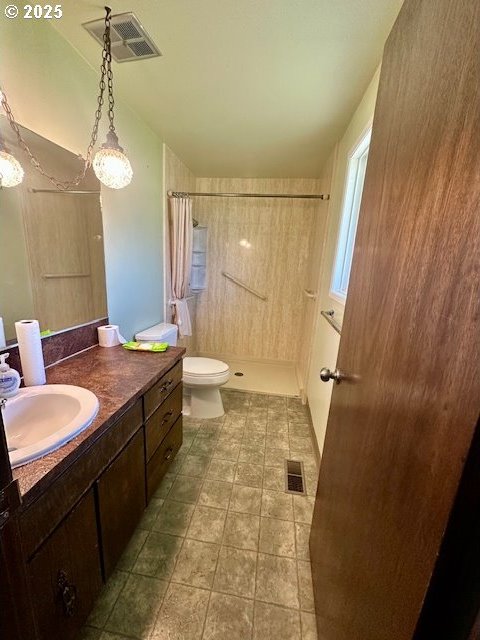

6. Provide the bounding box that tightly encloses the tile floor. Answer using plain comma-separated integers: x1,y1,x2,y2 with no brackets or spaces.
80,389,319,640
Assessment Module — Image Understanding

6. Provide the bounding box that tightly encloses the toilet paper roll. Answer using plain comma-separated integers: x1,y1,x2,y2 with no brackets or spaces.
0,317,6,349
98,325,127,348
15,319,46,386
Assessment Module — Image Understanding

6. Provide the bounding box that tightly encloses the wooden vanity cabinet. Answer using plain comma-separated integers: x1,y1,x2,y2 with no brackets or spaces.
28,490,102,640
21,357,183,640
20,401,144,559
96,428,146,579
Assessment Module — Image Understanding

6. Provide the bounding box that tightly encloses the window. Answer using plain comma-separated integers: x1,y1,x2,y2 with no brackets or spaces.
330,128,371,303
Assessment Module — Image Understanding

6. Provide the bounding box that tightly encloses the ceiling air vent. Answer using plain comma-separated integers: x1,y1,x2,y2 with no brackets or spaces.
83,12,161,63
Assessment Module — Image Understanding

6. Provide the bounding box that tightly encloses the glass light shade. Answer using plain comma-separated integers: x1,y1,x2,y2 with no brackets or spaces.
93,146,133,189
0,150,24,187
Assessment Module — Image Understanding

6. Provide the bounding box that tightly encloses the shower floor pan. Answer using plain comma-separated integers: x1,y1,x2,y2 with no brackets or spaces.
221,358,299,396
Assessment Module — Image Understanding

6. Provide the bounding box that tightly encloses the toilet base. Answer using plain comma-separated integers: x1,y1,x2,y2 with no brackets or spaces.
183,385,225,419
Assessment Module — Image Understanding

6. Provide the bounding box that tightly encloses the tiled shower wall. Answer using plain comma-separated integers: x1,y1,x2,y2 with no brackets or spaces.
193,178,322,362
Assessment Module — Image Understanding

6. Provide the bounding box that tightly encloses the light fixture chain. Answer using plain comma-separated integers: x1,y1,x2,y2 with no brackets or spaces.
104,8,116,133
0,6,113,191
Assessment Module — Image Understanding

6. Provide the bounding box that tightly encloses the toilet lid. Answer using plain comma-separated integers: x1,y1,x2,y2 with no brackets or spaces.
135,322,177,342
183,357,229,376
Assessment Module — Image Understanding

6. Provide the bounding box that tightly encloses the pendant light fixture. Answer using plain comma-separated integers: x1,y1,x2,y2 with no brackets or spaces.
0,138,24,188
93,130,133,189
92,7,132,189
0,6,132,190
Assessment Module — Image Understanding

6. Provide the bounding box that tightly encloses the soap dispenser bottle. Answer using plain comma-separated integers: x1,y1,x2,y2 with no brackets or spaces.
0,353,21,398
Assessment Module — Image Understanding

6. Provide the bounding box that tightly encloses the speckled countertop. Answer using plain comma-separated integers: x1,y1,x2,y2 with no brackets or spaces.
13,344,185,505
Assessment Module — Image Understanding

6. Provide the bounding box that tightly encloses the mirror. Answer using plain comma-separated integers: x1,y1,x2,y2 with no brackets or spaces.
0,116,107,346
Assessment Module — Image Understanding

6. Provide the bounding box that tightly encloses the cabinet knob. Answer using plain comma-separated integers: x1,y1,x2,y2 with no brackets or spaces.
160,379,174,393
57,570,77,617
161,410,174,425
164,447,174,461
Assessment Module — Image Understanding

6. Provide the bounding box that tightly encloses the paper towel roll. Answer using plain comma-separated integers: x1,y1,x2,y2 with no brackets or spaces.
98,325,127,348
0,317,6,349
15,319,46,386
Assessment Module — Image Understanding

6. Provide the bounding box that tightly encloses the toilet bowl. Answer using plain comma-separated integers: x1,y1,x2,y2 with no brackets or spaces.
183,357,230,419
135,323,230,419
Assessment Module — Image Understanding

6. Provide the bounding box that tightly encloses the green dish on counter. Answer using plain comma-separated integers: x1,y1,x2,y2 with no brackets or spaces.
122,341,169,352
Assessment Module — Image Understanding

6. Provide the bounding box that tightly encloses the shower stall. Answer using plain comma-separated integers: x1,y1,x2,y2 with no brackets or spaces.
165,146,328,397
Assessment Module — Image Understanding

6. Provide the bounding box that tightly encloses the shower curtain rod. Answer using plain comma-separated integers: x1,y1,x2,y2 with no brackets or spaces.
167,190,329,200
29,188,101,194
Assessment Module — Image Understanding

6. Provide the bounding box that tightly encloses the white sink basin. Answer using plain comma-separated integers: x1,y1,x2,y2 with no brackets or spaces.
3,385,99,468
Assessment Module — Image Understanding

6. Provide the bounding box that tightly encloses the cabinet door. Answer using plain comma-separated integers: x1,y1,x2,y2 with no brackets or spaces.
28,490,102,640
97,429,146,578
147,416,183,501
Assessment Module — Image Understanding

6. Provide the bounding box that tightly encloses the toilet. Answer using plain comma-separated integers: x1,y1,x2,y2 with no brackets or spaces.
182,356,230,418
135,322,178,347
135,323,230,419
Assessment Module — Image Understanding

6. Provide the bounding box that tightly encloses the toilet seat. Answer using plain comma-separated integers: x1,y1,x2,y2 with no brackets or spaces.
183,357,230,387
183,357,229,375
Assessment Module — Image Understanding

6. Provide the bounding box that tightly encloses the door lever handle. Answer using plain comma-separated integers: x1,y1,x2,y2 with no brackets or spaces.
320,368,343,384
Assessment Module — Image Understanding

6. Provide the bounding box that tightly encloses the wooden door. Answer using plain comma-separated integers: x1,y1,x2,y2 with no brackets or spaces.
309,1,480,639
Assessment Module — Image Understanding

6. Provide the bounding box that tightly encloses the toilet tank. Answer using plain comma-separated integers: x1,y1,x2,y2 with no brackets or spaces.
135,322,178,346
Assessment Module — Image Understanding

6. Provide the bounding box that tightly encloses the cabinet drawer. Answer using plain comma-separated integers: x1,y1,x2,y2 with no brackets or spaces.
20,401,143,558
144,361,182,419
97,429,146,579
147,416,183,501
145,383,182,461
28,490,102,640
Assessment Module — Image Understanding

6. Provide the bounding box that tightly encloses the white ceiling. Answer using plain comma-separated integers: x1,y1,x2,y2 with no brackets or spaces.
53,0,403,177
